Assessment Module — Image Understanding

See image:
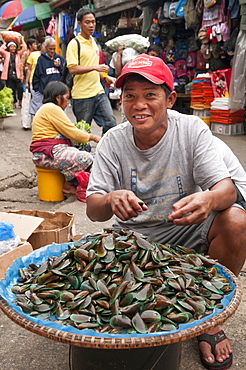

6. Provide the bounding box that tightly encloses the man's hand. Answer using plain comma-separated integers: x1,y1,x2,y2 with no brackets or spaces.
168,178,237,226
86,190,148,222
54,58,61,67
168,192,213,225
117,43,125,56
97,64,109,73
89,134,101,143
109,190,148,221
106,75,116,85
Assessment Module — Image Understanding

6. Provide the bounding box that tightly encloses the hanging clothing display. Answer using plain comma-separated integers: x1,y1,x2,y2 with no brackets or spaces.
46,15,56,37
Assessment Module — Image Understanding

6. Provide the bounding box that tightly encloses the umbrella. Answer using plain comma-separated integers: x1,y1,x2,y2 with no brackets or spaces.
0,0,39,19
13,3,52,28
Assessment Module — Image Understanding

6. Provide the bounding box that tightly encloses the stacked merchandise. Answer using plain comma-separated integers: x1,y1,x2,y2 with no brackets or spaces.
190,73,214,127
210,98,245,135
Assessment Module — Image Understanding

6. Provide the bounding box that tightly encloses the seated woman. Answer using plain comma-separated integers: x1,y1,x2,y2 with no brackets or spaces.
30,81,101,197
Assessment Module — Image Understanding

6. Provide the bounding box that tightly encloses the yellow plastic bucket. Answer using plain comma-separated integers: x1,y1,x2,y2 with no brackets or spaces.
36,166,65,202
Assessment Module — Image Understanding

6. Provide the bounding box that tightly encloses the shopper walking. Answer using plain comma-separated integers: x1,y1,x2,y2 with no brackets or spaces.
0,36,27,108
66,8,116,134
21,38,38,85
30,36,64,116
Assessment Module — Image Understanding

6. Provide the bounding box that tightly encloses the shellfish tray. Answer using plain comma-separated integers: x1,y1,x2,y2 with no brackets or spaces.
0,230,242,349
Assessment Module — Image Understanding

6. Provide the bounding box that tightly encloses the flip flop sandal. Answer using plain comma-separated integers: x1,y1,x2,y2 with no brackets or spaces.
197,330,233,370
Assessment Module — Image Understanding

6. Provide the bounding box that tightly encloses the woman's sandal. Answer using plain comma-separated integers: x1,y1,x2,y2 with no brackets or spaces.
197,330,233,370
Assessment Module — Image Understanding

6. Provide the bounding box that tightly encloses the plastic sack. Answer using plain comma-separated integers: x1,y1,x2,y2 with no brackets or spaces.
228,30,246,112
0,221,15,241
21,91,32,129
75,171,90,203
105,34,150,53
0,221,20,256
121,48,139,66
0,31,22,44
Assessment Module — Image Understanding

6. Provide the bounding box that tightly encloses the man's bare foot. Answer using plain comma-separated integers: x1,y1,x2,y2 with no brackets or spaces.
198,327,232,369
62,181,76,195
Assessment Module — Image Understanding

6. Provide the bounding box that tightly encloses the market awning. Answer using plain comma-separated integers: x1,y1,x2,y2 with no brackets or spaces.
49,0,70,9
94,0,146,18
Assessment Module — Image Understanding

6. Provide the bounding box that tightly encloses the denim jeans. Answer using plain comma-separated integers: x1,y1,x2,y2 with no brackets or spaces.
72,93,116,134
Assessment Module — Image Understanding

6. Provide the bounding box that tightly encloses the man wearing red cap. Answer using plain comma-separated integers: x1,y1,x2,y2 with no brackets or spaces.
86,54,246,370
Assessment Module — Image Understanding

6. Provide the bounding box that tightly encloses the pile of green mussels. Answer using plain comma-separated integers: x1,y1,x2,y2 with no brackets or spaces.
11,229,233,334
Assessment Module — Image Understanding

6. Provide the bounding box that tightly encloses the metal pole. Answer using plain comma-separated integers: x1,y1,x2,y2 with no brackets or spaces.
41,19,46,35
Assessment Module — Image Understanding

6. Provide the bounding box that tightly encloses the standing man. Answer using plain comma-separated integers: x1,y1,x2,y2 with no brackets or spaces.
66,8,116,134
86,54,246,370
30,36,64,116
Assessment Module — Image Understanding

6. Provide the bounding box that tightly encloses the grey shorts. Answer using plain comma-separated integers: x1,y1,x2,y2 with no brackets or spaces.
116,203,245,255
136,212,217,255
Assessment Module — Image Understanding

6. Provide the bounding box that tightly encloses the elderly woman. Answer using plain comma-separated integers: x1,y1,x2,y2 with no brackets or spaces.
30,36,64,116
0,35,27,108
30,81,101,196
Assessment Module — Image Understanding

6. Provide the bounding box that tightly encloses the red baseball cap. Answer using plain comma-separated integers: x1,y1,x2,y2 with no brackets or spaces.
115,53,174,91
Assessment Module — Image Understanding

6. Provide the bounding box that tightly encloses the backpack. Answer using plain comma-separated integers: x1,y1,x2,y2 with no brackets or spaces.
61,38,80,90
175,0,188,17
165,49,175,63
166,63,177,79
186,52,197,68
184,0,200,29
174,39,188,60
174,59,187,77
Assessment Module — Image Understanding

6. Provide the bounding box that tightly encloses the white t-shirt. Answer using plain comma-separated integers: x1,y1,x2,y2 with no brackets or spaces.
87,110,230,230
213,136,246,201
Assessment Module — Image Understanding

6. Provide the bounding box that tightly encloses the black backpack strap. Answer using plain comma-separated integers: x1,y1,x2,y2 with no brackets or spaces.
74,37,81,65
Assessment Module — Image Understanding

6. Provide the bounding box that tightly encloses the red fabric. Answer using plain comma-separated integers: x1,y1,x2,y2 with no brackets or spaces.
99,50,106,64
75,171,90,202
30,138,72,158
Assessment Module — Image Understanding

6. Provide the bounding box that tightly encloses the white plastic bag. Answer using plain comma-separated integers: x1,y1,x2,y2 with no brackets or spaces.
105,34,150,53
0,221,21,256
21,91,32,129
228,30,246,112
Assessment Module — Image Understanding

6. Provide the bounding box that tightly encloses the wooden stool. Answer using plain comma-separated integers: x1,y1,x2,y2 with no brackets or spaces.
36,166,65,202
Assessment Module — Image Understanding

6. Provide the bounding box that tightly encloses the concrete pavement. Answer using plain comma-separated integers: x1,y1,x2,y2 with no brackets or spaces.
0,106,245,370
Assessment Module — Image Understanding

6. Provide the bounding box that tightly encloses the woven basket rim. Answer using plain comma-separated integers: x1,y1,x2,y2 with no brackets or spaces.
0,265,242,349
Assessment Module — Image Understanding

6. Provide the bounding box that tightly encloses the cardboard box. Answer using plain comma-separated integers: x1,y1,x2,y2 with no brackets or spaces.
0,212,44,280
8,210,74,250
0,242,33,280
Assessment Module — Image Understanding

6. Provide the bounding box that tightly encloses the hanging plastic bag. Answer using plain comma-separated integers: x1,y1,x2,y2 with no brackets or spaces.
75,171,90,203
228,30,246,112
0,221,21,256
21,91,32,129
